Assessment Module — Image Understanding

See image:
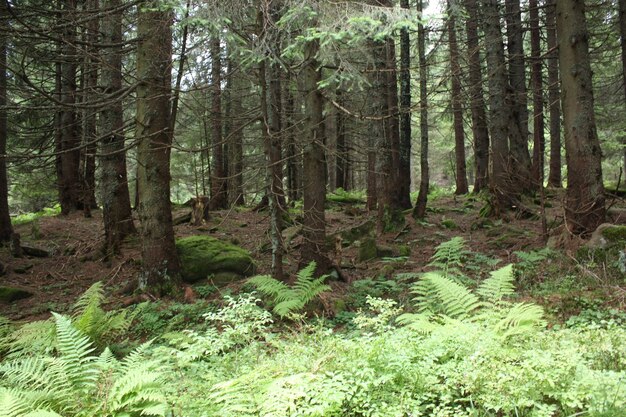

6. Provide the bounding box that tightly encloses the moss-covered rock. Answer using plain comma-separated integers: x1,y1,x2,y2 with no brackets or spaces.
601,225,626,243
176,236,255,284
358,238,378,262
0,286,33,303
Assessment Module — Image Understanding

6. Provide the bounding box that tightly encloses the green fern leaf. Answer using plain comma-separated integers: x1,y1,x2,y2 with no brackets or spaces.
413,272,481,319
0,388,32,417
248,275,290,299
395,313,439,334
477,264,515,304
495,303,546,338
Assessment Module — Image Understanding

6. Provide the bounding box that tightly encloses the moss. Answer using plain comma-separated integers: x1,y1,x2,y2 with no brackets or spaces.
176,236,256,283
398,245,411,257
601,225,626,243
380,206,406,232
0,286,33,303
358,238,378,262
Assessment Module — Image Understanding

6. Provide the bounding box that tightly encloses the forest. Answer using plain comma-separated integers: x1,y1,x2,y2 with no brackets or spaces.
0,0,626,416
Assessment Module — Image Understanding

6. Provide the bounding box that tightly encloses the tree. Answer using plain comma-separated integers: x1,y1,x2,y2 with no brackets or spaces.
483,0,514,212
136,1,181,294
100,0,135,257
0,1,11,242
557,0,605,235
464,0,489,192
57,0,82,214
448,0,468,195
504,0,532,192
618,0,626,176
300,30,331,272
209,37,228,210
529,0,545,188
399,0,412,202
546,0,562,187
413,0,429,219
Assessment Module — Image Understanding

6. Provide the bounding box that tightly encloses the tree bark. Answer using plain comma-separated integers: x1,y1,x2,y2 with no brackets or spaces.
284,73,301,202
335,89,348,191
136,2,181,294
546,0,562,187
483,0,514,212
557,0,605,235
413,0,429,219
464,0,490,193
100,0,135,257
209,37,228,210
504,0,532,192
300,36,331,272
227,64,245,206
399,0,412,203
58,0,81,214
0,2,11,242
618,0,626,178
529,0,545,189
448,0,468,195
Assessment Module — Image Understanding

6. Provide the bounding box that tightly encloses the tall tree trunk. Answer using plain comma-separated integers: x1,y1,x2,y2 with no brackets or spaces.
618,0,626,178
100,0,135,257
464,0,490,192
227,64,245,206
448,0,468,195
546,0,562,187
136,2,181,294
0,2,11,242
284,73,301,202
504,0,532,192
81,0,99,216
529,0,545,188
399,0,412,204
557,0,605,235
58,0,81,214
413,0,429,219
335,89,348,190
209,37,227,210
300,36,331,272
260,51,285,280
483,0,514,212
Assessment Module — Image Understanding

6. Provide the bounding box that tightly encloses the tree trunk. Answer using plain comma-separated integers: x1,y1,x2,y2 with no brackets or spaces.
81,0,99,216
227,64,245,206
529,0,545,189
58,0,81,214
413,0,429,219
618,0,626,178
483,0,514,212
557,0,605,235
284,73,301,202
100,0,135,257
399,0,412,203
504,0,532,192
0,2,11,242
300,36,331,272
546,0,562,187
448,0,468,195
464,0,490,193
136,2,181,294
335,89,348,191
209,37,228,210
260,48,285,280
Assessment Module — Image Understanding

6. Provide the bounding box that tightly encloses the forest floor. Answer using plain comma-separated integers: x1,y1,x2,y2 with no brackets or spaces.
1,188,625,323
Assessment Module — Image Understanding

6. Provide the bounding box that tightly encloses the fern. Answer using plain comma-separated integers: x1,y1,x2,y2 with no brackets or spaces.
412,272,481,320
477,264,515,304
494,303,546,338
249,262,331,318
427,236,469,277
0,314,168,417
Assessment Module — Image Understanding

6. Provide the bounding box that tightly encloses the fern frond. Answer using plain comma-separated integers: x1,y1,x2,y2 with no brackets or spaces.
427,237,468,277
51,313,99,392
248,275,290,299
72,282,105,317
395,313,439,334
0,387,32,417
413,272,481,320
495,303,546,339
477,264,515,304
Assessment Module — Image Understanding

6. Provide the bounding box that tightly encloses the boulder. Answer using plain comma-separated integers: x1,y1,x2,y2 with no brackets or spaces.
176,235,255,284
0,286,33,303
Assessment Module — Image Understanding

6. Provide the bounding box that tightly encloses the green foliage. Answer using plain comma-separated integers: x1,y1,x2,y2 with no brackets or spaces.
326,188,366,205
427,236,470,277
11,205,61,226
248,262,331,318
0,314,168,417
